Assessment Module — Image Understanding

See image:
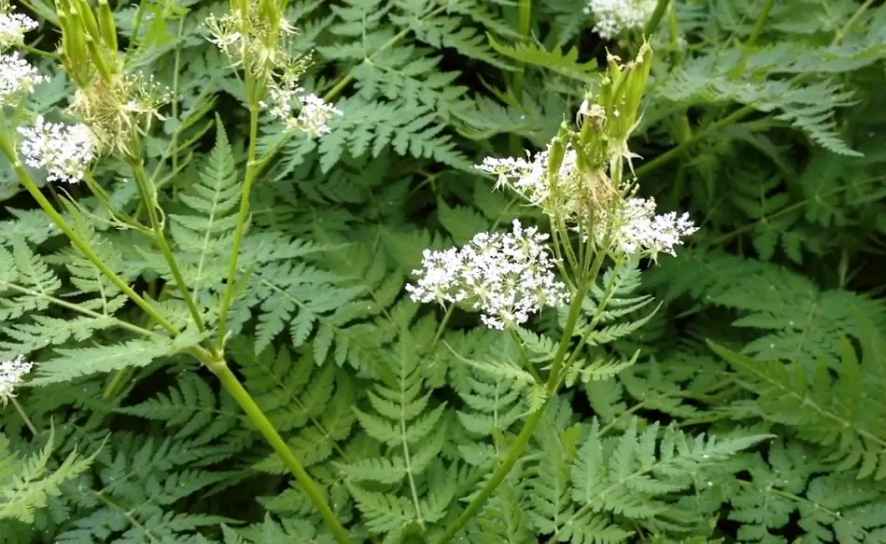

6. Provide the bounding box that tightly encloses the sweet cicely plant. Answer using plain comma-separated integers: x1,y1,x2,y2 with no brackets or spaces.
0,0,350,541
0,0,758,540
402,43,701,542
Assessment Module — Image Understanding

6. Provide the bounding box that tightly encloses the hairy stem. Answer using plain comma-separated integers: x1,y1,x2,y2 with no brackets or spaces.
204,357,352,544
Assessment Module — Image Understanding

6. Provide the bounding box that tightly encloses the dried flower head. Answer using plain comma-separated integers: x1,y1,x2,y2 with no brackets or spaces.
584,0,656,39
477,144,616,225
67,72,170,156
0,355,33,405
0,9,37,49
260,84,342,137
18,115,97,184
407,220,570,330
602,197,698,259
205,4,299,82
0,51,44,106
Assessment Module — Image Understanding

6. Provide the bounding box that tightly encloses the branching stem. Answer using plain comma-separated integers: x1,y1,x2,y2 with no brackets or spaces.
434,245,609,542
0,134,180,337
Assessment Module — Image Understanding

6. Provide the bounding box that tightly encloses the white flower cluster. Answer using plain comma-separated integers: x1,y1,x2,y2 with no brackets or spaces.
476,145,580,212
0,355,33,405
0,51,44,106
0,10,37,48
260,84,342,137
406,220,570,330
605,197,698,259
18,115,97,184
584,0,656,39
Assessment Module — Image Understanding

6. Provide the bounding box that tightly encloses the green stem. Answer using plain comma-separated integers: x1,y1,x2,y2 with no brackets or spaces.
745,0,775,48
430,304,455,349
730,0,776,79
11,397,39,436
435,403,545,544
435,275,592,543
206,358,352,544
216,104,260,349
130,159,207,335
832,0,875,46
170,16,186,172
643,0,671,36
0,135,179,336
635,105,755,178
322,5,447,103
102,367,135,401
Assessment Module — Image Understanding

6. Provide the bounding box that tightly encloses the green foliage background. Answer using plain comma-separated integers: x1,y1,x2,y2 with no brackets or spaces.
1,0,886,542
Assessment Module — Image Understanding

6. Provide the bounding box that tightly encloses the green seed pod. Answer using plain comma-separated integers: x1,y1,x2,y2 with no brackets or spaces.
96,0,118,52
545,122,570,191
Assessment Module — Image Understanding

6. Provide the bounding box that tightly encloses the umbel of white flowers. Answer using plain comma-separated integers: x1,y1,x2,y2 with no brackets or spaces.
0,9,37,49
602,197,699,260
18,115,97,184
0,355,33,406
406,220,570,330
0,51,44,106
584,0,657,39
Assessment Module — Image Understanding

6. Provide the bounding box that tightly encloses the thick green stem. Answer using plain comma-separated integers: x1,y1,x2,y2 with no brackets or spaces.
206,358,352,544
643,0,671,36
216,104,260,349
0,135,179,336
130,159,207,335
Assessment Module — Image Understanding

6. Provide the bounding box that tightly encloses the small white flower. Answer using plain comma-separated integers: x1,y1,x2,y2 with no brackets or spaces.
605,197,698,259
0,51,44,106
0,10,37,49
18,116,97,184
0,355,33,405
584,0,656,39
407,220,569,330
260,85,341,137
296,93,342,137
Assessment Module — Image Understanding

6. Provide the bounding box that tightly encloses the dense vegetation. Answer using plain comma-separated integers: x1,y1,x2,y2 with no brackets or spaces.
1,0,885,542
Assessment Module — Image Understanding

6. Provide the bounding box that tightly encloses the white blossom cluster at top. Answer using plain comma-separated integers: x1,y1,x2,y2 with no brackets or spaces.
406,220,570,330
584,0,657,39
0,355,33,406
